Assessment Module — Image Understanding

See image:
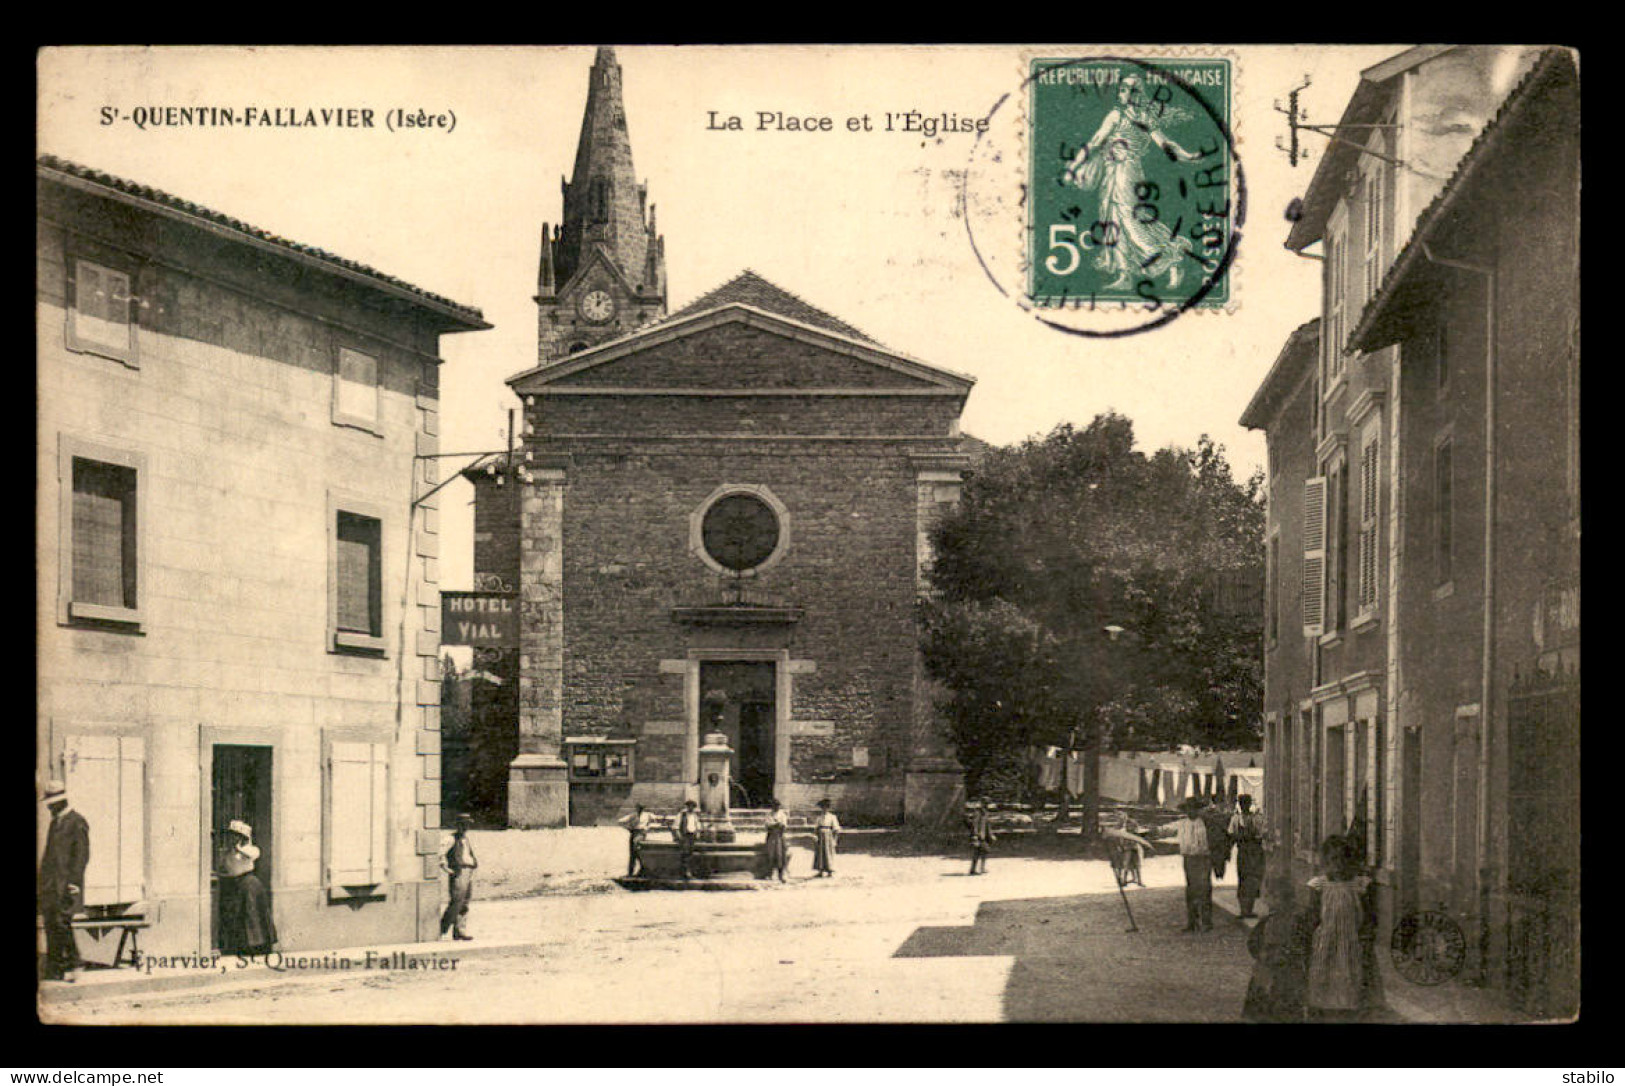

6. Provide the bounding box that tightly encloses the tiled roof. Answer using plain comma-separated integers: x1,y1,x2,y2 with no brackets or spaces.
664,270,878,344
1349,48,1576,351
1238,318,1321,431
37,154,488,327
959,432,998,464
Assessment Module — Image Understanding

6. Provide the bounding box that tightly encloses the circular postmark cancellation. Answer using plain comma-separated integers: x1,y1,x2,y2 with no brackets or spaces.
1388,909,1467,986
961,53,1245,338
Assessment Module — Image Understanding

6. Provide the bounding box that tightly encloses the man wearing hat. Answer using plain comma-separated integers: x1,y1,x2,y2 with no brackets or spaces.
674,799,702,879
37,780,89,982
967,797,996,876
1175,797,1213,932
439,814,477,940
620,804,653,878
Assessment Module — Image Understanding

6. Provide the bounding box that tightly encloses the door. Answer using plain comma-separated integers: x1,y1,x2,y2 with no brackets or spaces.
697,661,776,808
1324,723,1347,837
210,745,272,951
1400,728,1422,911
737,700,774,807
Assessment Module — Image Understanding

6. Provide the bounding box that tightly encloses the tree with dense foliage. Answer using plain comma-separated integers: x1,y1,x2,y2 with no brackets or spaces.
921,412,1264,819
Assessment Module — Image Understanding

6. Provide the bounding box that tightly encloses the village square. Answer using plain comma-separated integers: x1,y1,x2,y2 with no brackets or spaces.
36,45,1579,1027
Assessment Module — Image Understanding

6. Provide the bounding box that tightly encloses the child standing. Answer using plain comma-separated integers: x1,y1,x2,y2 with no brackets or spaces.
1305,835,1371,1020
812,798,841,877
1242,872,1315,1022
764,798,790,882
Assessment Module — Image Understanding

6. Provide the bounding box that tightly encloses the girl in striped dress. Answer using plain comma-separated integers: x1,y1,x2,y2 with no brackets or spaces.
1306,836,1371,1020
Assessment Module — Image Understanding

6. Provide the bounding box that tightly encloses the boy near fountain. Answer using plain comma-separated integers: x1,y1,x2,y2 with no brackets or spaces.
674,799,702,879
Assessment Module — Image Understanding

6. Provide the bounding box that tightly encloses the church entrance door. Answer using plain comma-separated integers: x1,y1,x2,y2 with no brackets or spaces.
698,660,776,808
737,699,774,808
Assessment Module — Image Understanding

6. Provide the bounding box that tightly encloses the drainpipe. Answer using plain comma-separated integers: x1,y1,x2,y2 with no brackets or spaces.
1421,240,1496,985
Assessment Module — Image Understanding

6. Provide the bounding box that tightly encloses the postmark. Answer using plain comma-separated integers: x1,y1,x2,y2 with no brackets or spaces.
1388,909,1467,985
962,51,1244,338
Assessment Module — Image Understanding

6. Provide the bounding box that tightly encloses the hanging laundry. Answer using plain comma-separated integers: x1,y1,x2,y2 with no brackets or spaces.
1038,750,1062,791
1065,751,1086,798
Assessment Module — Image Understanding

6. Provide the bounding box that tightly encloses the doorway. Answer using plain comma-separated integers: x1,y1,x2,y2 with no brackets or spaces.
210,745,272,952
697,661,776,808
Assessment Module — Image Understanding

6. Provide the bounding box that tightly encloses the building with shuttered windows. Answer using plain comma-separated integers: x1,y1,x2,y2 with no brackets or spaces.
37,156,489,959
1242,47,1579,1016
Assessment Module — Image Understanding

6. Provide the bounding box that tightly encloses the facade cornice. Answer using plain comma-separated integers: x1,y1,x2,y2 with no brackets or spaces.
509,305,975,394
1348,387,1388,428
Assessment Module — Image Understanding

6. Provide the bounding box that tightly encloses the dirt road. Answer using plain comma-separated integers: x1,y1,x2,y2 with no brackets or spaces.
57,843,1254,1024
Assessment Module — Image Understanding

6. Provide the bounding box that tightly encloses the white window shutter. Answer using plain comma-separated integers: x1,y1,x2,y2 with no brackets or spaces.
369,743,389,884
63,734,145,907
1302,476,1327,637
1359,439,1380,610
329,742,373,885
118,737,145,903
329,741,388,886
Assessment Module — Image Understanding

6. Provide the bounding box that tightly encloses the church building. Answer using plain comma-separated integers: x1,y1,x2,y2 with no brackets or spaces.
470,48,977,827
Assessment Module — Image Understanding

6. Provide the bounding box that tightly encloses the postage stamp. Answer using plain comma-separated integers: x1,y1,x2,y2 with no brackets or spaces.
1027,56,1237,323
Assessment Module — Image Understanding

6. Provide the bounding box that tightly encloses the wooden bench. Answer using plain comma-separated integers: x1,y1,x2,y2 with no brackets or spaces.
71,915,150,968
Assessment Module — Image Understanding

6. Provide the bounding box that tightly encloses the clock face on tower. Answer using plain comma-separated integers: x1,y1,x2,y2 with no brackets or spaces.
579,289,616,324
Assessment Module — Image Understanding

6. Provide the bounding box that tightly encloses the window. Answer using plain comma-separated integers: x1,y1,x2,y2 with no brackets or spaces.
1363,167,1385,309
1325,461,1348,634
62,732,146,907
67,258,136,366
1324,212,1349,385
333,347,380,430
1301,476,1326,638
1434,438,1454,587
1266,532,1280,646
58,438,145,628
326,738,389,895
330,499,386,654
690,484,791,577
1357,434,1381,615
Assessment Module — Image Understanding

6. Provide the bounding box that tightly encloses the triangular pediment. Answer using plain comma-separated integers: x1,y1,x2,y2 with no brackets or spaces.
509,289,974,397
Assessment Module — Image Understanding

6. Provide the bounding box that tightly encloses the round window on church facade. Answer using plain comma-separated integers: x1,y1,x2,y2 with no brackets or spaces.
701,493,779,572
690,484,790,576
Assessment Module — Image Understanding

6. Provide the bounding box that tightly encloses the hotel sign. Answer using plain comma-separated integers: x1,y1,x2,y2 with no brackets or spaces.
441,591,518,648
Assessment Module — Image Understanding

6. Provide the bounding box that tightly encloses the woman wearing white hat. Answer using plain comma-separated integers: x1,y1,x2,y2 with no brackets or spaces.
216,819,277,956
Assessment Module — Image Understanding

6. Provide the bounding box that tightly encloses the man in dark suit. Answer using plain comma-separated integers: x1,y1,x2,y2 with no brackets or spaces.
439,814,477,941
38,780,89,982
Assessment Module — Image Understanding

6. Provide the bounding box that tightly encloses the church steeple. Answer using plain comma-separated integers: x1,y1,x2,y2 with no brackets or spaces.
536,47,667,363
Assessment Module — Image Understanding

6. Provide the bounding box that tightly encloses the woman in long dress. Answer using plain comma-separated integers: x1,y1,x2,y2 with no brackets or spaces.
1062,74,1203,291
1305,836,1371,1020
812,799,841,877
217,819,277,957
764,799,790,882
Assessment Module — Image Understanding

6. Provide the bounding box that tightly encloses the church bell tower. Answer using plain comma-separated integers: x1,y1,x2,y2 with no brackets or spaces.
536,47,667,363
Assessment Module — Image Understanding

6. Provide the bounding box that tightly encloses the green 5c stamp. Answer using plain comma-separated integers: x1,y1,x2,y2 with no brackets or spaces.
1027,56,1240,333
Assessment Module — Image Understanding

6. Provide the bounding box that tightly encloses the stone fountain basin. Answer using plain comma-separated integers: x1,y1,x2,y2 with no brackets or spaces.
636,837,774,880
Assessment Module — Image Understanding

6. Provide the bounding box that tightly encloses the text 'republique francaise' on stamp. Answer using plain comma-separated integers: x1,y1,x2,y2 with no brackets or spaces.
962,50,1244,338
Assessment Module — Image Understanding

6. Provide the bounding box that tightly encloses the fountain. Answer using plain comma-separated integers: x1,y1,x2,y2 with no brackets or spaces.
627,733,777,883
